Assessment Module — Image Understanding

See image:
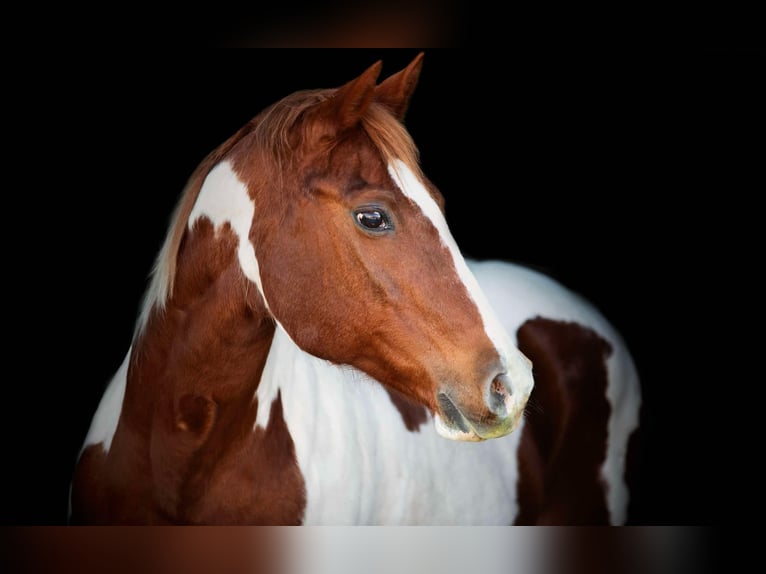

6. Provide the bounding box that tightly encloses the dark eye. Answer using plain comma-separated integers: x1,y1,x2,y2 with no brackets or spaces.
354,208,392,233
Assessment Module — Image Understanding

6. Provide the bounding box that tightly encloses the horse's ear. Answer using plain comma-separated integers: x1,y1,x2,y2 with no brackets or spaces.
325,60,383,131
375,52,424,120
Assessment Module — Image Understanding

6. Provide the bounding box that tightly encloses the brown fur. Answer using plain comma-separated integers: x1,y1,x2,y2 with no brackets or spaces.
141,65,425,321
72,223,305,524
222,65,500,422
72,54,532,523
384,387,429,432
147,122,260,309
514,317,613,524
72,56,448,524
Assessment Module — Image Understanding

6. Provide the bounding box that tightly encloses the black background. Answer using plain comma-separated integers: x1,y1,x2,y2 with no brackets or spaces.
4,50,758,525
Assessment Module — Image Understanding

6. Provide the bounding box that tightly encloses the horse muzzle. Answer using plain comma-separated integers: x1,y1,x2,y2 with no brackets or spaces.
433,372,531,442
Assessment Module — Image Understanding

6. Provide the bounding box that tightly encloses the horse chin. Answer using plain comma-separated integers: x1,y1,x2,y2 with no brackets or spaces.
434,413,484,442
434,409,523,442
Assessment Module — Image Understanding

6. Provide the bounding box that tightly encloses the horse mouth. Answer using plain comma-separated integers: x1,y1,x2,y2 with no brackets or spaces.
434,393,483,442
434,391,523,442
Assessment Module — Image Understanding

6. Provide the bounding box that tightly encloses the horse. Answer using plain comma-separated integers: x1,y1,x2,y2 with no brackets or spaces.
70,53,641,525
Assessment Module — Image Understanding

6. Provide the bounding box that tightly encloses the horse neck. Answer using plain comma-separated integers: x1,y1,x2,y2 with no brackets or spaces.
125,218,276,446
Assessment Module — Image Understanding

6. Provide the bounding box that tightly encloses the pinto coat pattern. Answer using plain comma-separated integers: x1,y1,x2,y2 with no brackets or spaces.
70,53,641,525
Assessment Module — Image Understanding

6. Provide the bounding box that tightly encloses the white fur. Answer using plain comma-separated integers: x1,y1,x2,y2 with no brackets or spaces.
79,158,640,525
188,160,271,311
137,161,272,333
72,347,130,519
259,259,639,524
388,160,535,430
269,324,524,525
467,260,642,525
81,348,130,454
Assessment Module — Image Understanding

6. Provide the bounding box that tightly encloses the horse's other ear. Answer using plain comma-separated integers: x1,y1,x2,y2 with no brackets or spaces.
375,52,424,120
324,60,383,132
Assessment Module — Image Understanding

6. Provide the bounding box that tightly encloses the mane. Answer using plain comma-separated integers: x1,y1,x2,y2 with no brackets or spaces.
135,87,422,337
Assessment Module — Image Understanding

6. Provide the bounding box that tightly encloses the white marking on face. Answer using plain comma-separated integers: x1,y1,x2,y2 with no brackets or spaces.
188,160,271,312
387,160,534,421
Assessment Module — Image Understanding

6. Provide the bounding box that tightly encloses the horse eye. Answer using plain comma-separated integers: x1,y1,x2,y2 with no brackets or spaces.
354,208,391,232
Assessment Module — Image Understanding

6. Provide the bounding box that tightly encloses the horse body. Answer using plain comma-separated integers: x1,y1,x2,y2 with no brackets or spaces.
468,260,641,524
71,54,641,525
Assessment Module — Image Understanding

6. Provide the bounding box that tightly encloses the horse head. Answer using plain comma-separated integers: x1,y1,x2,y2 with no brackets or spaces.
215,53,534,441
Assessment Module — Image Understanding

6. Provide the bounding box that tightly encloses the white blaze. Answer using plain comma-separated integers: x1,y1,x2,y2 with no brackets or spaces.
387,160,534,403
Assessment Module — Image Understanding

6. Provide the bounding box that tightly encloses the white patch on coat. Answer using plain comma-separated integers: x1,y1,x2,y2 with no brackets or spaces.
136,160,272,333
85,152,636,523
81,348,130,453
187,160,271,311
262,324,524,525
250,162,638,523
467,259,642,525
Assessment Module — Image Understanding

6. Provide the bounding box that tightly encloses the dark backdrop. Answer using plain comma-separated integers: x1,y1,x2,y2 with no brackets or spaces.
5,50,757,525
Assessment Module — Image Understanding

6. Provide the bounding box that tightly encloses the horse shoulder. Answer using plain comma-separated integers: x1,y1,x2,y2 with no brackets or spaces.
70,351,131,523
468,259,642,524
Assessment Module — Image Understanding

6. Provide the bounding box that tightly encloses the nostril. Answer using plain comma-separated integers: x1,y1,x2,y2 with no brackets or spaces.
488,373,512,417
490,375,510,397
